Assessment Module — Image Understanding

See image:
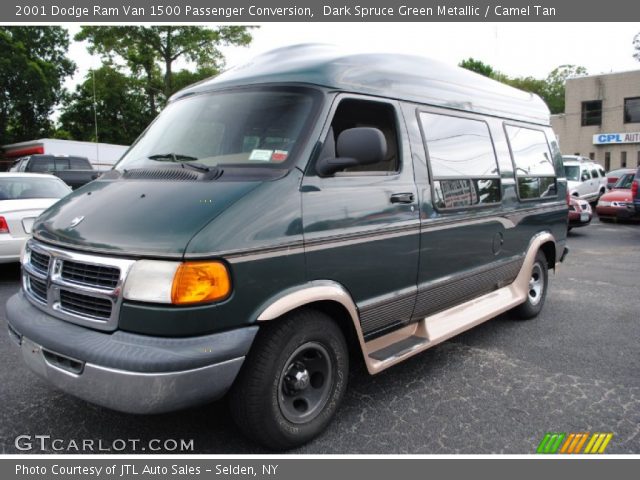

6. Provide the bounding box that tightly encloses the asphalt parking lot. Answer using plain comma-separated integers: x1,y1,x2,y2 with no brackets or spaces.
1,218,638,454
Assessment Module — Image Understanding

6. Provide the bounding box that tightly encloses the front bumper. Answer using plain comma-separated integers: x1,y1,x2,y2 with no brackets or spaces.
6,293,258,414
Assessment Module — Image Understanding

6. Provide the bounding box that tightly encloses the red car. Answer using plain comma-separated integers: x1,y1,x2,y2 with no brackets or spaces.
596,172,636,221
568,196,592,231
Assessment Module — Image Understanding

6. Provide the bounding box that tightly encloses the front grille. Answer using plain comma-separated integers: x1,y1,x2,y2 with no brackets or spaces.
29,277,48,303
59,290,112,320
61,260,120,289
22,239,135,331
30,250,51,275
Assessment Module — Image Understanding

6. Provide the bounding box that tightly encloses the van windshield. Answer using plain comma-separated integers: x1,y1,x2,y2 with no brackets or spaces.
564,165,580,181
116,87,321,174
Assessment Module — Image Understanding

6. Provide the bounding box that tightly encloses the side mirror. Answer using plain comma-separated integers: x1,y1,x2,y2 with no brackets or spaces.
315,127,387,177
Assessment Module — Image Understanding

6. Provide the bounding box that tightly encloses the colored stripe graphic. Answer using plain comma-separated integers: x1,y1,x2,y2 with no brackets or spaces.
585,433,614,454
538,432,613,454
537,433,565,454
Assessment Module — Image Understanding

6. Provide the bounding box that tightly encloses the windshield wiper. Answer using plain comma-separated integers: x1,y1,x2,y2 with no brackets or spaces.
147,152,211,173
148,152,198,162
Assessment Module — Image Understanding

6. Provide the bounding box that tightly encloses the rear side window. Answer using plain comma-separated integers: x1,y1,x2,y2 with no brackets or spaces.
69,157,91,169
29,157,56,172
505,126,557,200
420,112,500,209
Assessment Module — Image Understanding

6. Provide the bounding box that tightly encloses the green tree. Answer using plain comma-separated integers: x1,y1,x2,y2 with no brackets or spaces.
458,57,586,114
75,26,253,115
0,27,75,145
543,65,587,114
58,65,151,145
459,58,496,78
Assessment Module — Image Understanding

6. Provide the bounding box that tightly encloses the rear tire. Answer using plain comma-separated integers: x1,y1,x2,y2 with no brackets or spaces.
513,250,548,320
229,309,349,450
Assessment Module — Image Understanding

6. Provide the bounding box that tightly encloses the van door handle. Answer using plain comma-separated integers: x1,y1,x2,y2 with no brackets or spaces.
390,192,414,204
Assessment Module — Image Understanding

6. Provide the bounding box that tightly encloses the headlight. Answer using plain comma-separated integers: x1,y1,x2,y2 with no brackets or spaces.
123,260,231,305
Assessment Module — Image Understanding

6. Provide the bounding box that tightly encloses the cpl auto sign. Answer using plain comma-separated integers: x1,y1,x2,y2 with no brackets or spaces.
593,132,640,145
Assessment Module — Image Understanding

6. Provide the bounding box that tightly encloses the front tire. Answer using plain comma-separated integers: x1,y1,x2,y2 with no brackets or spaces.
513,250,548,320
229,309,349,450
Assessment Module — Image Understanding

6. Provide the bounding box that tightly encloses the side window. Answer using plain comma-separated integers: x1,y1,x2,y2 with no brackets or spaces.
324,99,400,174
69,157,90,169
581,169,591,181
590,168,599,179
29,157,56,173
599,168,606,177
505,125,557,200
420,112,500,209
55,158,71,171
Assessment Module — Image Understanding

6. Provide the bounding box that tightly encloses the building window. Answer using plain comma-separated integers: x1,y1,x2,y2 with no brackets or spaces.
637,151,640,167
581,100,602,126
621,151,627,168
624,97,640,123
589,152,595,160
605,152,611,171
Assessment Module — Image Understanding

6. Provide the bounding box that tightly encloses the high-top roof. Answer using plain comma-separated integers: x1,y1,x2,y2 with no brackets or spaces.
173,44,550,125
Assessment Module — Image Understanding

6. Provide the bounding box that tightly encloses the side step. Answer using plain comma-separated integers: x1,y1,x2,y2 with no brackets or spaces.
369,335,427,361
362,281,527,374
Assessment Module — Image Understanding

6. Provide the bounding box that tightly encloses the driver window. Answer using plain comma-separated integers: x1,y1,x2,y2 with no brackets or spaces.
581,169,591,180
324,99,399,174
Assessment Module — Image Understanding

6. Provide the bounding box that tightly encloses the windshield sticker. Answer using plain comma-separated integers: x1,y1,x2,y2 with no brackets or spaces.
249,149,274,161
271,150,289,162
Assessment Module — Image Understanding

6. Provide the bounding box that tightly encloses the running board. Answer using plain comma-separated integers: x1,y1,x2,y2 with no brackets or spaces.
365,281,527,374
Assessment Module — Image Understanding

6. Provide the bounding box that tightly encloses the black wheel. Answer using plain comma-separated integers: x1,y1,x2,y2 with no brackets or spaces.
512,250,548,320
229,309,349,450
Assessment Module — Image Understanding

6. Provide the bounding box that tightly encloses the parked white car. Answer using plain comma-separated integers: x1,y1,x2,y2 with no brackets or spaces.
562,156,607,203
0,173,72,263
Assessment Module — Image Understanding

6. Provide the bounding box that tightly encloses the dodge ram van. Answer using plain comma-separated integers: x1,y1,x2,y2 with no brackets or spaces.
6,45,568,449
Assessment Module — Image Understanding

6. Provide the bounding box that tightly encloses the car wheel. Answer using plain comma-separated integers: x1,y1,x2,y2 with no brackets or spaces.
512,250,548,320
229,309,349,450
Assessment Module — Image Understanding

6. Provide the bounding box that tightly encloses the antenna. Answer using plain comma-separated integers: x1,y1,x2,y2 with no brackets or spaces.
92,69,99,165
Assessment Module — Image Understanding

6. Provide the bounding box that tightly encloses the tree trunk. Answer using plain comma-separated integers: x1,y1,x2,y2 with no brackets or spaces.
163,27,173,100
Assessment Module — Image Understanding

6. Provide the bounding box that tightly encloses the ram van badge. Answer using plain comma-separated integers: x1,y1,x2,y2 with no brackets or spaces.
69,216,85,228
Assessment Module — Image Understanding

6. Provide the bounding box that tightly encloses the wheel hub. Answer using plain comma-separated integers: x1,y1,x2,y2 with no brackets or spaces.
285,363,310,392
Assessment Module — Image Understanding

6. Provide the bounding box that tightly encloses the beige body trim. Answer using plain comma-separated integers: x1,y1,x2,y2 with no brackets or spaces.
257,232,555,375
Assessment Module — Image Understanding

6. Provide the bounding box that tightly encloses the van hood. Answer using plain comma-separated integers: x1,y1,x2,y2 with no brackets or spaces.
32,178,261,257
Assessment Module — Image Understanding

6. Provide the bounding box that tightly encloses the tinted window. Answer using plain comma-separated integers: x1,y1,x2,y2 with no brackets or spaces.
55,158,71,170
69,157,91,169
420,113,498,178
590,168,599,178
564,165,580,181
505,126,555,176
420,112,500,209
614,173,635,189
328,99,400,174
506,126,556,200
581,169,591,180
29,157,56,173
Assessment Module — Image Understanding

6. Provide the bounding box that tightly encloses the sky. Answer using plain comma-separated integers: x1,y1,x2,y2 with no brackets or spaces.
64,22,640,92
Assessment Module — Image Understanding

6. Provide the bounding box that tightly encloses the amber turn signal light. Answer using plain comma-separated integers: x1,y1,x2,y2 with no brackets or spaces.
171,261,231,305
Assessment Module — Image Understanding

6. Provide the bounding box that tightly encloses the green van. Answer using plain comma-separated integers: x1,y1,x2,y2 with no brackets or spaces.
6,45,568,449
